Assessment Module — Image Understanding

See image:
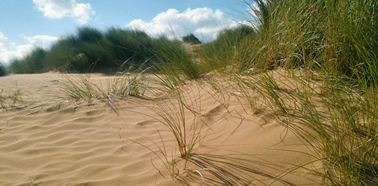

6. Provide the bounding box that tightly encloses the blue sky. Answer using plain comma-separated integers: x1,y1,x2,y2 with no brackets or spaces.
0,0,253,65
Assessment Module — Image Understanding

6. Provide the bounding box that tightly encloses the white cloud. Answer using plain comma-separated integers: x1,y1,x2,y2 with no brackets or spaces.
0,34,60,65
23,35,60,45
0,42,34,65
127,7,239,42
32,0,95,24
0,31,8,41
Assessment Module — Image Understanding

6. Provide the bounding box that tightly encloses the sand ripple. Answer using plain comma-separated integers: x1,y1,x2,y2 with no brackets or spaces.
0,73,321,185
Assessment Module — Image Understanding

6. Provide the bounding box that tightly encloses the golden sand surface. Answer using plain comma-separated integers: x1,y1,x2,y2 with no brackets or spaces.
0,73,322,185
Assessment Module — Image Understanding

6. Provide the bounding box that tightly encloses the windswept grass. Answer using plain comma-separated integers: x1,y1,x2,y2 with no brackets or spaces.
229,0,378,184
8,47,46,74
185,0,378,184
235,69,378,185
105,28,153,65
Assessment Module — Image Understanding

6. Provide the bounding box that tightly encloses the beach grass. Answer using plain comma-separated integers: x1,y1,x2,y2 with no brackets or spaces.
62,69,149,114
0,63,6,77
0,86,23,110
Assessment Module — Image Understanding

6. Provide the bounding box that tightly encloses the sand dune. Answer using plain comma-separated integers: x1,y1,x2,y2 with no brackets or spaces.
0,73,322,185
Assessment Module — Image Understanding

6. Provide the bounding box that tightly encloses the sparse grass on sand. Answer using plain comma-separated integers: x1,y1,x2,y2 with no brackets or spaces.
62,71,149,114
0,86,24,110
129,84,209,179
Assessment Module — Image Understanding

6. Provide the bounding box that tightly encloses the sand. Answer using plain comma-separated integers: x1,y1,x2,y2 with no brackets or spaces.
0,73,322,185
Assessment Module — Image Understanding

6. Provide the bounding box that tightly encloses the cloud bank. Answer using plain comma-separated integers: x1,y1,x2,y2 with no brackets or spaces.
32,0,95,24
0,32,60,65
127,7,239,42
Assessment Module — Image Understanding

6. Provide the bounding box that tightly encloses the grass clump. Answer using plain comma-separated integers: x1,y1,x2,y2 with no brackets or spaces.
62,67,149,113
105,28,153,66
8,26,200,77
0,63,6,76
237,70,378,185
198,25,255,73
43,27,118,73
245,0,378,78
182,34,202,45
238,1,378,184
153,36,203,80
133,84,211,181
155,89,206,159
8,47,46,74
0,86,23,110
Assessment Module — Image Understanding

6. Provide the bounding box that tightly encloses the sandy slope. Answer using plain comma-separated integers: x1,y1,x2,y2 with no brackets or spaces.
0,73,322,185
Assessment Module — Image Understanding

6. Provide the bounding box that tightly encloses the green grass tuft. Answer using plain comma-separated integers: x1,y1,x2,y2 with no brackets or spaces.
0,63,6,77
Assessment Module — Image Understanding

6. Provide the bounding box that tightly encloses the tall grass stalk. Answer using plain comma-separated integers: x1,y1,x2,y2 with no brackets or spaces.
153,86,207,159
129,83,212,182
